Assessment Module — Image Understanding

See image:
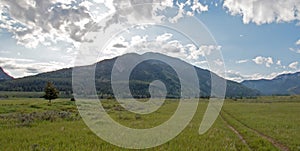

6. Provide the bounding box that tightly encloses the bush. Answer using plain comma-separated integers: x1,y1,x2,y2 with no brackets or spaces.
17,114,34,127
58,111,71,119
135,114,142,120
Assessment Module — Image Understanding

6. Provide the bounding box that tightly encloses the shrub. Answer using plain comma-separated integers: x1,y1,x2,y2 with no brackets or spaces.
135,114,142,120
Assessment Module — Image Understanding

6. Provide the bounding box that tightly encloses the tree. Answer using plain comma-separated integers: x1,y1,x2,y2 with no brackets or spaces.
44,82,59,103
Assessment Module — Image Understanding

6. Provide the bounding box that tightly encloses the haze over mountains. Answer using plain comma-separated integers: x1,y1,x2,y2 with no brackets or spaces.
242,72,300,95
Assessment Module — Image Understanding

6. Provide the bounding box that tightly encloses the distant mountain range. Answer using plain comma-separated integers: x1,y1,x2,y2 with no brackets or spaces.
0,53,260,98
0,67,13,80
242,72,300,95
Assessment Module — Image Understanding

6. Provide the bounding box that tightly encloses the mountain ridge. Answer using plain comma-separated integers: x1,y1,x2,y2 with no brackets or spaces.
0,53,260,97
242,72,300,95
0,67,13,80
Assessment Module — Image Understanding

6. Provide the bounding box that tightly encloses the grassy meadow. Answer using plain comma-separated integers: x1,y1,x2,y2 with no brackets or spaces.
0,96,299,150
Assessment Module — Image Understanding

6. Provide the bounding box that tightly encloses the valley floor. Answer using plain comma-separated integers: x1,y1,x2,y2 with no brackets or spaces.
0,96,299,151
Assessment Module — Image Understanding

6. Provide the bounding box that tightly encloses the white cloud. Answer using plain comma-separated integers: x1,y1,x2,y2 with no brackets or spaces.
131,35,149,46
175,0,208,22
214,59,224,66
0,0,210,49
252,56,274,67
223,0,300,25
169,0,208,22
289,47,300,54
289,40,300,54
0,50,10,54
236,59,248,64
296,39,300,45
102,0,209,29
225,70,270,82
194,61,208,68
276,60,282,66
169,2,185,23
187,45,222,60
0,0,102,48
0,57,71,78
289,61,299,70
263,71,297,80
226,70,298,82
226,70,248,82
155,33,173,42
190,0,208,13
103,32,221,70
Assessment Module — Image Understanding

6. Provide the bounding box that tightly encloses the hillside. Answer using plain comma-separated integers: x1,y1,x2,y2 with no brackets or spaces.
0,67,13,80
0,53,260,98
242,72,300,95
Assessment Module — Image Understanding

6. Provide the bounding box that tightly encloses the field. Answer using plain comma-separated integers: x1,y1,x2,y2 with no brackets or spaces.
0,96,299,150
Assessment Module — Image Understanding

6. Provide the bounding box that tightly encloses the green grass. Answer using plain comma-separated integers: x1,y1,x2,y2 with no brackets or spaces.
0,98,76,114
223,101,300,150
0,97,299,150
0,91,44,98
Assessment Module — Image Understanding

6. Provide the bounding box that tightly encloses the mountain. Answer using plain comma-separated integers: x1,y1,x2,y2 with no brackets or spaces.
242,72,300,95
0,53,260,98
0,67,13,80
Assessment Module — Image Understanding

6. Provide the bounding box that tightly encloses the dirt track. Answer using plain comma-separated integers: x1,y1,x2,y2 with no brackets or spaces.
221,110,290,151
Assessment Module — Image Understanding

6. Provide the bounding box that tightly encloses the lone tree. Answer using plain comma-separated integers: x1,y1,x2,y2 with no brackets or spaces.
44,82,59,103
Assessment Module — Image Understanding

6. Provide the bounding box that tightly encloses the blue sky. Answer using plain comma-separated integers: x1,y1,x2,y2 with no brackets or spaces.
197,2,300,81
0,0,299,82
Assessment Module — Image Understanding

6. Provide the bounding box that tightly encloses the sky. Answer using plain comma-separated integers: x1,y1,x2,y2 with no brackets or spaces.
0,0,299,82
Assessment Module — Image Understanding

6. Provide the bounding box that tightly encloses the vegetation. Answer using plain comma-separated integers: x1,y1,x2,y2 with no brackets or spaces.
43,82,59,103
0,96,299,150
0,91,44,98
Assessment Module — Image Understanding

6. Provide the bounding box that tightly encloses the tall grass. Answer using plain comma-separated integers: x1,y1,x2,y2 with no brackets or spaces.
0,96,299,150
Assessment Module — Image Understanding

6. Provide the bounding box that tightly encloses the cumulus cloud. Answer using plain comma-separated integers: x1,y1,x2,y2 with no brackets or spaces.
103,32,221,69
276,60,282,66
226,70,248,82
296,39,300,45
156,33,173,42
226,70,297,82
0,0,99,48
289,47,300,54
289,61,299,70
225,70,276,82
113,43,127,48
194,60,208,68
223,0,300,25
0,0,210,49
290,39,300,53
236,59,248,64
110,36,130,49
0,57,70,78
252,56,274,67
0,50,10,54
130,35,149,46
187,45,222,60
102,0,208,30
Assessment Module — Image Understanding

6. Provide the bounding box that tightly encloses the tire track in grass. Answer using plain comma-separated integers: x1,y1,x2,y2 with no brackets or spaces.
220,114,252,151
222,109,290,151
